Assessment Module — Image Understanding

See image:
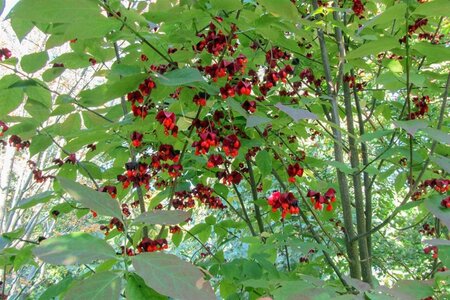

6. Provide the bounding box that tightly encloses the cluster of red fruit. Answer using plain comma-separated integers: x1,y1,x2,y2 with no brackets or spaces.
126,77,156,119
193,92,209,106
100,217,124,235
151,144,180,170
412,178,449,200
0,121,8,136
137,237,168,253
27,160,53,183
343,74,365,91
408,95,430,120
130,131,144,147
307,188,336,211
98,185,117,199
173,183,226,210
195,21,238,56
423,245,438,259
206,154,224,168
418,32,445,44
329,218,346,233
217,170,243,185
268,191,300,219
399,18,428,44
419,223,435,236
259,47,294,97
201,54,247,82
169,226,181,234
352,0,364,18
156,111,178,137
117,162,152,189
191,116,241,159
287,163,304,183
8,135,30,151
0,48,11,61
441,196,450,209
299,249,316,263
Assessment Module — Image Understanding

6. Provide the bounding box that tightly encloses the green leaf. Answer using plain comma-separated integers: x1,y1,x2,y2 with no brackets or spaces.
32,232,116,265
51,52,91,69
363,3,407,27
430,155,450,173
425,195,450,229
246,115,271,128
20,52,48,73
393,119,428,136
11,0,102,23
346,37,398,60
57,176,123,219
29,134,52,156
172,231,183,247
39,276,74,300
387,60,403,75
275,103,317,122
210,0,241,10
412,0,450,17
0,88,24,118
42,67,65,82
24,98,51,123
64,271,121,300
133,210,191,225
131,252,215,300
63,17,120,40
2,227,25,240
125,273,167,300
421,128,450,145
16,191,54,209
258,0,298,23
10,17,34,41
25,86,52,108
360,130,394,142
329,161,354,175
155,68,205,86
413,42,450,64
390,280,434,299
255,150,272,177
214,183,229,199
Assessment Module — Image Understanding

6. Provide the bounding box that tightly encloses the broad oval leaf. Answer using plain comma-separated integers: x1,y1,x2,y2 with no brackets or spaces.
57,176,122,219
33,232,116,265
133,210,191,225
430,155,450,173
64,271,121,300
255,150,272,177
38,276,74,300
275,103,317,122
393,119,428,136
132,252,215,300
412,0,450,17
346,37,398,60
11,0,101,23
20,51,48,73
125,274,167,300
363,3,407,28
16,191,54,209
155,68,205,86
246,115,271,128
258,0,298,23
421,128,450,145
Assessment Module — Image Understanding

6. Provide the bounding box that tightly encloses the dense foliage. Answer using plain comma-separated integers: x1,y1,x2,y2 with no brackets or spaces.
0,0,449,299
